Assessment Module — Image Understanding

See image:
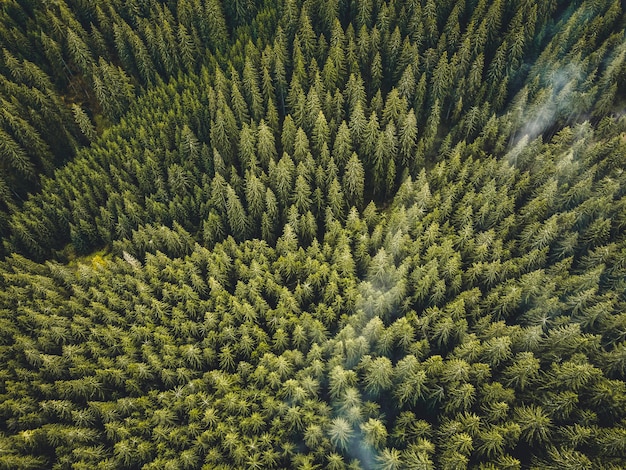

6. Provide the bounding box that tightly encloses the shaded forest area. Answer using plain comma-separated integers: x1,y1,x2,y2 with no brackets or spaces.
1,0,626,468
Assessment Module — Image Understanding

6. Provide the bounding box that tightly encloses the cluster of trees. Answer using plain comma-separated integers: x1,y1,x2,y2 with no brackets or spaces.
1,120,626,467
0,0,244,221
1,0,626,468
6,0,626,262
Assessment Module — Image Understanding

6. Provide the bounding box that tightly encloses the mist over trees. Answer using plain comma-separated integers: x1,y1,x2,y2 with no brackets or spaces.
0,0,625,468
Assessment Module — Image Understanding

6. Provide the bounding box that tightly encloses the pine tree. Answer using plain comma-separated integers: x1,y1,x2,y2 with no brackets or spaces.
312,111,330,155
238,122,257,172
178,24,196,72
515,405,552,446
257,120,277,166
399,109,419,169
0,129,35,180
327,178,345,219
293,127,311,163
328,417,353,452
271,152,295,207
231,73,250,125
225,185,248,241
343,153,365,209
363,356,393,397
333,121,353,168
243,55,264,121
245,171,266,223
292,174,312,213
370,51,383,92
66,27,93,75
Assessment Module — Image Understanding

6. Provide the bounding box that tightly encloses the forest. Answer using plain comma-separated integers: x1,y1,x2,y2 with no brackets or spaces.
0,0,625,468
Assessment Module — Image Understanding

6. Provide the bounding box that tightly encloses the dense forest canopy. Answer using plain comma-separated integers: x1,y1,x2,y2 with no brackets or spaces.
0,0,625,468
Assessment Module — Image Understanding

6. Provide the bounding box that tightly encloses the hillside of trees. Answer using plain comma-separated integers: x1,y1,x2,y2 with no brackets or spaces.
1,0,625,468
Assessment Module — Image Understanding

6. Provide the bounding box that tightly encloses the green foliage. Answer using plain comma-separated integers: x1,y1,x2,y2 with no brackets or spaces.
1,0,626,469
